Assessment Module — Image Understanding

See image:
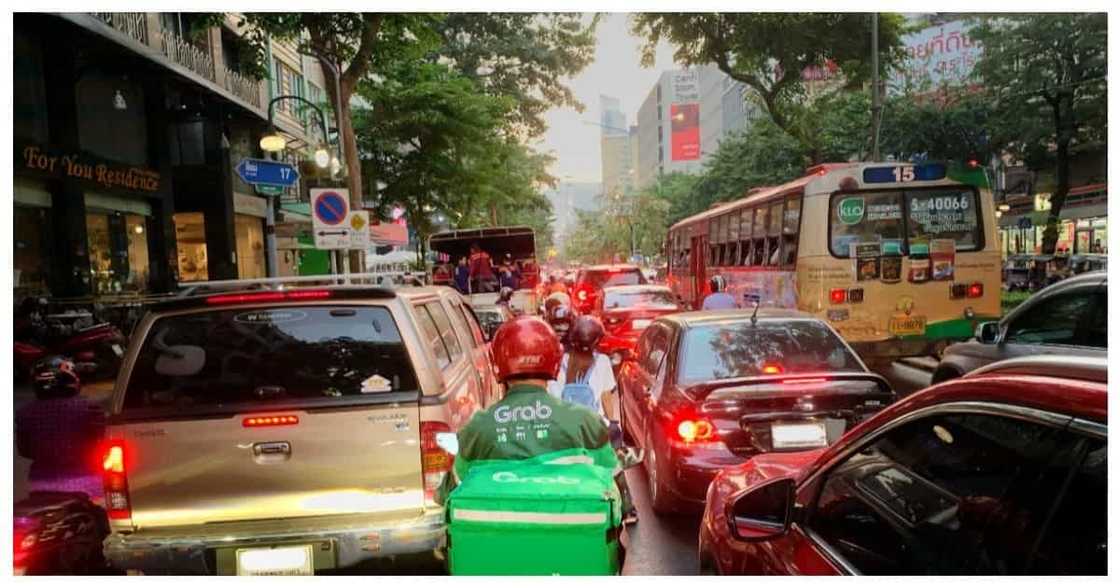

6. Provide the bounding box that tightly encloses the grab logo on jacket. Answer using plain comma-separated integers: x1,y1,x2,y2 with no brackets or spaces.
494,400,553,424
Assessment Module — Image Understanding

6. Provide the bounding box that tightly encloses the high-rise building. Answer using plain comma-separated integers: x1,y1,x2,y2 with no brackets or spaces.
635,65,757,190
599,95,634,199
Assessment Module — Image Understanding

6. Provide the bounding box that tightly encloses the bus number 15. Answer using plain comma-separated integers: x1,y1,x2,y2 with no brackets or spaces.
892,166,916,183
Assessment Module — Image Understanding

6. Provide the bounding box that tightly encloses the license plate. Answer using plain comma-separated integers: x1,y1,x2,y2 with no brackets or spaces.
631,319,651,330
236,545,314,576
888,314,926,336
771,422,828,449
111,344,124,357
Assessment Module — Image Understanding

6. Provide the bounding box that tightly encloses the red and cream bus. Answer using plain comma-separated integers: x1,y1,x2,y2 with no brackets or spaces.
665,162,1001,363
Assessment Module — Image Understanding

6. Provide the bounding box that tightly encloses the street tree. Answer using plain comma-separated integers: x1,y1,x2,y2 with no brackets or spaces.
879,88,996,163
969,13,1107,253
433,13,600,139
222,13,443,265
631,13,907,160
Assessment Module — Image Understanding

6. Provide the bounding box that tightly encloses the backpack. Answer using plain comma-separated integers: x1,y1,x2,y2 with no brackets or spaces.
561,362,600,414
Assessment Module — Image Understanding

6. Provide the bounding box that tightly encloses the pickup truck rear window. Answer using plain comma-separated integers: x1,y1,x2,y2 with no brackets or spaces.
122,306,419,413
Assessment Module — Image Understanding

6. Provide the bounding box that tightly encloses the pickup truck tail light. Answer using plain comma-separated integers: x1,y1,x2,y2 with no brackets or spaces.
101,441,132,521
420,421,454,506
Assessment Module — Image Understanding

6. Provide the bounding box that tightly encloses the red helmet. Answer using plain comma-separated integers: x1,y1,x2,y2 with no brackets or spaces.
490,316,563,381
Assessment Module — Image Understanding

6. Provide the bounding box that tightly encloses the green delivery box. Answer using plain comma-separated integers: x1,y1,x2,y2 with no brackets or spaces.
447,455,622,575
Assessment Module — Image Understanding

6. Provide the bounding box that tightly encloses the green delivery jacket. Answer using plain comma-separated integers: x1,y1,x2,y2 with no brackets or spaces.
453,383,618,483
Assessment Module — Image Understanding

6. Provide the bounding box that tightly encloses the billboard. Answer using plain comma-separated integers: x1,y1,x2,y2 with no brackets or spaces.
891,20,983,92
670,103,700,161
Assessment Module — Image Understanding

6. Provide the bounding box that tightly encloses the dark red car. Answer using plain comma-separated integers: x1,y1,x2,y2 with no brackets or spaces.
594,285,681,367
698,355,1107,575
617,309,894,514
571,264,647,315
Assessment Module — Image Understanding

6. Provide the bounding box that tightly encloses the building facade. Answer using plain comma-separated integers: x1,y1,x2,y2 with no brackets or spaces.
13,12,337,303
634,65,755,190
599,95,634,199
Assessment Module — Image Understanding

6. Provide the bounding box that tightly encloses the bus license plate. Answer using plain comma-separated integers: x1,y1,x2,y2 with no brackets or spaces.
889,315,926,336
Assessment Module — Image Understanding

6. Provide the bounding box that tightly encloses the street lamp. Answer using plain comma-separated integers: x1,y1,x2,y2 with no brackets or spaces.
261,95,333,170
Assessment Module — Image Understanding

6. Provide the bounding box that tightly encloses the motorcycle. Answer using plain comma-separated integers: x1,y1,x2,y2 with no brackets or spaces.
14,298,127,381
14,492,110,575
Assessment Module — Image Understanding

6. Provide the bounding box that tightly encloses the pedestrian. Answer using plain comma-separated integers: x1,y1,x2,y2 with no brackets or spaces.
498,262,518,291
701,275,737,310
454,257,470,294
453,316,617,482
15,356,105,504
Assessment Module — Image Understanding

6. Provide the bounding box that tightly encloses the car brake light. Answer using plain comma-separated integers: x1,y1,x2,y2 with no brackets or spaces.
761,363,784,375
205,289,332,305
829,288,846,304
242,415,300,427
420,421,453,506
101,441,132,521
968,282,983,298
676,418,717,444
782,377,828,385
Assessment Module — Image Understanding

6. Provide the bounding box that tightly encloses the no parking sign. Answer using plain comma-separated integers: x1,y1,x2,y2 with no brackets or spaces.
311,188,351,249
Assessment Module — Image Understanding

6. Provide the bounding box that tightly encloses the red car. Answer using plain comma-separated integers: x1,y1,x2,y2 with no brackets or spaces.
698,355,1107,575
571,265,647,315
617,309,894,515
594,285,681,367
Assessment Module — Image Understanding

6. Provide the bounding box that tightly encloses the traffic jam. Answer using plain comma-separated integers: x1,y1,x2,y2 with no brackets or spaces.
13,161,1107,576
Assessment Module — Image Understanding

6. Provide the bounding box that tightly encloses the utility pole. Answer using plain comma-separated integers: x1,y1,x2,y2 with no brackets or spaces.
870,12,882,162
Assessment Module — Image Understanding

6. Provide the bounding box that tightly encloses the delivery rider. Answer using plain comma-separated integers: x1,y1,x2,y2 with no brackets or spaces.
454,316,617,482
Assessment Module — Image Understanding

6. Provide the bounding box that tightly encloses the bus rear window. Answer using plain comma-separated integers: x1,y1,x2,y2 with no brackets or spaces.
829,188,982,257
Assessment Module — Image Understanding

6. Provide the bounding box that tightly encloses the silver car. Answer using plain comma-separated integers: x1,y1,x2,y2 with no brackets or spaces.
932,271,1107,383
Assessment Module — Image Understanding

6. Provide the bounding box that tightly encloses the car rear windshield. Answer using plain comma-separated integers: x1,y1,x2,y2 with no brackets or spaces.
603,290,678,309
678,320,863,384
122,306,419,414
829,187,982,257
583,269,645,288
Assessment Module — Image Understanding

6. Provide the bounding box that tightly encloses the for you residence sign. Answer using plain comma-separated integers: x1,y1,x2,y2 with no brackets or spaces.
21,145,161,193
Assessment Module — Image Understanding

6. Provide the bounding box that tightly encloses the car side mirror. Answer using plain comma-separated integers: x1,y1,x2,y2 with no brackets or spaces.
976,321,1001,344
726,477,795,542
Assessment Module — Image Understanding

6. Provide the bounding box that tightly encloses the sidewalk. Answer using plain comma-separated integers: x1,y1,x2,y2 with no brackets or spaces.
12,378,116,502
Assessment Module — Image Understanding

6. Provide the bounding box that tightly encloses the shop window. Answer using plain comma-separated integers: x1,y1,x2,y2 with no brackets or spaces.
125,215,150,290
14,205,50,293
86,211,148,294
235,214,266,279
174,212,209,282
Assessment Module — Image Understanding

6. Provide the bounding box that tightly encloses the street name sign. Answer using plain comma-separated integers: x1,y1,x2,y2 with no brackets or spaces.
236,158,300,188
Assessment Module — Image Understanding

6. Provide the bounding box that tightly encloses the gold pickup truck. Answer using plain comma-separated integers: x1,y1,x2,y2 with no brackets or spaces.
102,285,498,574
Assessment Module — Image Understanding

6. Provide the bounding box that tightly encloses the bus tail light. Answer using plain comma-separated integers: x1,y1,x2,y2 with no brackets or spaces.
101,440,132,521
967,283,984,298
829,288,846,304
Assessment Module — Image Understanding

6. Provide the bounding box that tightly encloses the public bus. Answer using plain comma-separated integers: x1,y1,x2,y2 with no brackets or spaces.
665,161,1001,364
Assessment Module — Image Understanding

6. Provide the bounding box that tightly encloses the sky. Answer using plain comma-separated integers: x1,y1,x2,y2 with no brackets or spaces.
533,13,680,184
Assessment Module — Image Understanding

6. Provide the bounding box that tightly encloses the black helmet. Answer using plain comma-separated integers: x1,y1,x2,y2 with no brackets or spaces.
498,286,514,303
32,355,81,399
710,275,726,293
570,316,605,353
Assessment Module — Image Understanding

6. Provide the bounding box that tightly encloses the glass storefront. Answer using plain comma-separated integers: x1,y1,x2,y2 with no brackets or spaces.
14,179,52,294
1000,217,1106,255
173,212,209,282
235,213,266,279
86,210,150,294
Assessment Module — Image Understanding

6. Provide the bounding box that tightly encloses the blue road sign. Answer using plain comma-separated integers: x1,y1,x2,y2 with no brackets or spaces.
236,158,300,187
313,191,349,226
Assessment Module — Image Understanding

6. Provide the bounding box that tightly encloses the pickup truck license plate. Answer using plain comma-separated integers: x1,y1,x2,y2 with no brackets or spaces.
631,319,651,330
236,545,314,576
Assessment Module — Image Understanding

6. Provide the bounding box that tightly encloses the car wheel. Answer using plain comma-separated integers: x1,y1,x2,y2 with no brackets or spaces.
644,430,674,515
931,365,962,384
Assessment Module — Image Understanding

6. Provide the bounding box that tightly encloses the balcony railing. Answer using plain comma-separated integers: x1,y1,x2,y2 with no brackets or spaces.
223,67,262,108
160,28,215,82
91,12,148,45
